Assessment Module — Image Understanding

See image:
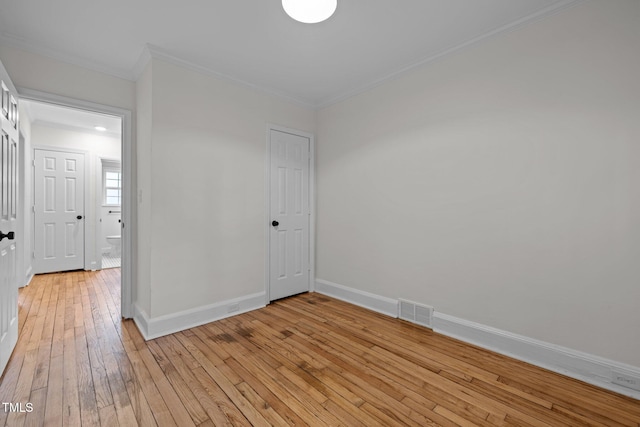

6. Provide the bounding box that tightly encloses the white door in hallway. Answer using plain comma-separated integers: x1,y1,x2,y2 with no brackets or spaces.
34,149,85,273
269,129,311,301
0,60,19,375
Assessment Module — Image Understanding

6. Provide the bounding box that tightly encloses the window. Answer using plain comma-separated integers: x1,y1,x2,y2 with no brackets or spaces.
103,167,121,206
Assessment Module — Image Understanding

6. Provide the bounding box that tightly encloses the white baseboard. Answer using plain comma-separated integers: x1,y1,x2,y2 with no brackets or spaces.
21,267,34,288
314,278,640,400
133,292,266,340
315,279,398,317
434,312,640,400
133,304,151,339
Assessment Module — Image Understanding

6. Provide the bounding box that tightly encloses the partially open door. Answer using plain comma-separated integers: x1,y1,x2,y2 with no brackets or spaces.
268,128,311,301
0,59,20,375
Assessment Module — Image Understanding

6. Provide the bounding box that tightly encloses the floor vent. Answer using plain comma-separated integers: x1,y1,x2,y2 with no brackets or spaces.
398,299,433,329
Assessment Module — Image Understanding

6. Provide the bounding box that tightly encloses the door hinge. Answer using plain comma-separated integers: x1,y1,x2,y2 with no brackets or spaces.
32,159,35,167
32,205,35,213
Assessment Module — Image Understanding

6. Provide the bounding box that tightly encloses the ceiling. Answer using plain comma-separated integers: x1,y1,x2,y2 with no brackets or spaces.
22,100,122,137
0,0,580,107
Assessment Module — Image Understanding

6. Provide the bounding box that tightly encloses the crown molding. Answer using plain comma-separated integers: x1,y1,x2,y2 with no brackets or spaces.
0,32,136,81
315,0,585,108
3,0,585,109
131,44,152,81
138,44,315,108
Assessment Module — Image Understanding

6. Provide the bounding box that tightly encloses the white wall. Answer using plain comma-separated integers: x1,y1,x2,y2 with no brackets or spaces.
31,124,121,269
137,58,316,319
317,0,640,368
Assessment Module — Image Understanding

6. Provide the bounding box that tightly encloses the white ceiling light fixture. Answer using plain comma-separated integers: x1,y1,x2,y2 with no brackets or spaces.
282,0,337,24
95,126,107,132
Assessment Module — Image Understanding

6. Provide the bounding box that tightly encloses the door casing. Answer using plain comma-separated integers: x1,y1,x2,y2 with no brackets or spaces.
19,88,134,318
265,124,316,304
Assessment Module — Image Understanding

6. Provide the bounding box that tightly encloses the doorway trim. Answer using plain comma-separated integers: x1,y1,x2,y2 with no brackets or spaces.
19,88,134,318
264,124,316,304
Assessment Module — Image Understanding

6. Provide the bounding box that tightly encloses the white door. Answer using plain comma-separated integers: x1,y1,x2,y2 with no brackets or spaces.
269,129,311,301
0,61,19,375
34,149,85,273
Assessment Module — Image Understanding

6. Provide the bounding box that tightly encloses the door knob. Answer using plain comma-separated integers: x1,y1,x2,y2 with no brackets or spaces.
77,215,83,220
0,231,15,241
272,220,279,227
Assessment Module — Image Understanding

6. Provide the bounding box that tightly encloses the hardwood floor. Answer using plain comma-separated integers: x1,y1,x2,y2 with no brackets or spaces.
1,270,638,426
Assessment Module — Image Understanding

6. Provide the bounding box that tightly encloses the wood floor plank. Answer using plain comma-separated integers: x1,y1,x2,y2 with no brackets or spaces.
173,332,274,427
30,275,59,392
75,326,101,427
147,338,209,425
97,404,117,427
2,271,638,427
23,386,47,427
43,354,64,426
62,327,82,427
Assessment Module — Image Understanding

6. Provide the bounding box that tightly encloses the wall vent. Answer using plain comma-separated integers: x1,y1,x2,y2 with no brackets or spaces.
398,299,433,329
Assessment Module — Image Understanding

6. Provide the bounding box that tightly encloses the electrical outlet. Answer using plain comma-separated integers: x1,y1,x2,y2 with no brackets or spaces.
228,303,240,313
612,370,640,391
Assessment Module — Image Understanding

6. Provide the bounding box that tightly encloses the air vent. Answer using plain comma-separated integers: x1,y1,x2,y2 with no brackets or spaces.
399,300,415,322
398,299,433,329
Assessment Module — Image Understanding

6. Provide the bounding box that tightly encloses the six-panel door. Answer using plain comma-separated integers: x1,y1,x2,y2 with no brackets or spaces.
34,149,85,274
269,129,310,301
0,61,19,376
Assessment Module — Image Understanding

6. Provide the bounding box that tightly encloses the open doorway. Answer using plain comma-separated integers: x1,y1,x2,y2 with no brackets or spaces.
18,91,132,318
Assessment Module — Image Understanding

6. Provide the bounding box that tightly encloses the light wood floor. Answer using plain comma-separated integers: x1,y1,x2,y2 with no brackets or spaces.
1,270,638,426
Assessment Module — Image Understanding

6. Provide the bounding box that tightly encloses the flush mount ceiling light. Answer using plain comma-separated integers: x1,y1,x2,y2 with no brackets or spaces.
94,126,107,132
282,0,337,24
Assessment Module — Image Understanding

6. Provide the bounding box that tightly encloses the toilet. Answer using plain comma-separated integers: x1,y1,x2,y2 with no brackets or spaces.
106,235,121,257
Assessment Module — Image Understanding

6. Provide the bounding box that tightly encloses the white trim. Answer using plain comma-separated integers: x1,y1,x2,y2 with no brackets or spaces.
313,278,640,399
0,32,135,81
314,279,398,318
17,130,27,293
315,0,584,108
133,293,266,341
433,312,640,400
265,124,316,304
21,268,33,288
19,88,134,318
131,45,153,81
2,1,583,108
139,45,314,108
132,304,151,340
